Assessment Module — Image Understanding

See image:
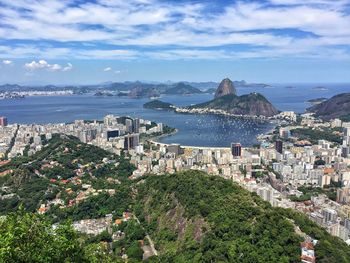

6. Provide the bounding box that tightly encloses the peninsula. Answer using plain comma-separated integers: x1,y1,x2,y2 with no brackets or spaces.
178,78,278,117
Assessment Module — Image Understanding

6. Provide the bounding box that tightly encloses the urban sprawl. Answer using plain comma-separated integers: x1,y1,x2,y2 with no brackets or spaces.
1,111,350,263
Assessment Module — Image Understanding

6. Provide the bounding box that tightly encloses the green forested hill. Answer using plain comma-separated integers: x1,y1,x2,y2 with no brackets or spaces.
0,134,135,215
135,171,350,263
308,93,350,121
190,93,279,117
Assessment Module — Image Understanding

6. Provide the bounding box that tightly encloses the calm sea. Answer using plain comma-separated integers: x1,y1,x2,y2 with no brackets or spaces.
0,83,349,147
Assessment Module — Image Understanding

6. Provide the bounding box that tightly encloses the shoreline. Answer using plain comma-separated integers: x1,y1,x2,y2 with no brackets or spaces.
174,107,278,122
147,110,280,148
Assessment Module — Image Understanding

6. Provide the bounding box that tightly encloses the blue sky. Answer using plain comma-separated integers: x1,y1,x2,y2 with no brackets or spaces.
0,0,349,85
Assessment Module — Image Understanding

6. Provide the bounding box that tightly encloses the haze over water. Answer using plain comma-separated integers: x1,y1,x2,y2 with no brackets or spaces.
0,83,349,147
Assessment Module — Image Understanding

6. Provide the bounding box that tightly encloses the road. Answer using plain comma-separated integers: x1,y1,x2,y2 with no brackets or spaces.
133,215,158,257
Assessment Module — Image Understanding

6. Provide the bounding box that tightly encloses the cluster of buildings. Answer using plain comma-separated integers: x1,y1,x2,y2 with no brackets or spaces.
129,140,265,180
0,90,73,99
0,115,164,159
72,215,113,236
175,107,278,120
0,92,25,99
0,116,14,159
266,116,350,243
2,111,350,246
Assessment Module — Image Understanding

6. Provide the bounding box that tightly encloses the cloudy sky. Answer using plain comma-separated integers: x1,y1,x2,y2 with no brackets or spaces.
0,0,349,84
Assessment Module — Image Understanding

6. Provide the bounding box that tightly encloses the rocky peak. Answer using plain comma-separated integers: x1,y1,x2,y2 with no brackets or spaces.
214,78,236,99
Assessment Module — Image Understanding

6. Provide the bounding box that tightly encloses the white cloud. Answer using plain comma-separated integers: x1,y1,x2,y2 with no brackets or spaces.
268,0,350,7
63,63,73,71
24,60,49,70
74,49,139,59
189,2,350,37
114,70,121,74
24,60,73,72
2,59,12,65
103,67,112,71
0,0,349,60
49,64,62,71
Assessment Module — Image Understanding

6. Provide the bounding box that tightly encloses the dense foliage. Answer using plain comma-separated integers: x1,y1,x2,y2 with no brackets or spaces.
49,190,132,222
291,127,342,144
190,93,278,117
289,185,337,202
0,209,119,263
0,134,135,216
277,208,350,263
135,171,350,263
135,171,301,262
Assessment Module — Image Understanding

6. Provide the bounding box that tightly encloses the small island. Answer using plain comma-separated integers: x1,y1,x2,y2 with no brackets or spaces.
312,86,328,91
143,100,174,110
94,91,114,97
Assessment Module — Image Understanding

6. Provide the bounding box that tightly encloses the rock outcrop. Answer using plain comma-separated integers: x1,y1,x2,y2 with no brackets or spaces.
214,78,236,99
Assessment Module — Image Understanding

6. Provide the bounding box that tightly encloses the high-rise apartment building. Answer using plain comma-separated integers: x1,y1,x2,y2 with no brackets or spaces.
231,143,242,157
275,140,283,154
0,116,8,127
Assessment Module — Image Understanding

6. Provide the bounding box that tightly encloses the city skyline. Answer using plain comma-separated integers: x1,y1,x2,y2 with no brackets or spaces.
0,0,350,84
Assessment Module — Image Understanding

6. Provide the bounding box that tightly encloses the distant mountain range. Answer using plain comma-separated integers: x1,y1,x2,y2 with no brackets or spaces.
164,82,202,95
308,93,350,121
0,80,271,97
142,78,278,117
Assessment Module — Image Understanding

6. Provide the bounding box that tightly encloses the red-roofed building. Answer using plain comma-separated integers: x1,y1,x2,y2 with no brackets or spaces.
301,241,316,263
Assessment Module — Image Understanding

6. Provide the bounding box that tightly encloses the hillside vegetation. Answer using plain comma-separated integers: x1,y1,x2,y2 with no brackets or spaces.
0,134,135,215
134,171,350,262
0,209,120,263
190,93,278,117
308,93,350,121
